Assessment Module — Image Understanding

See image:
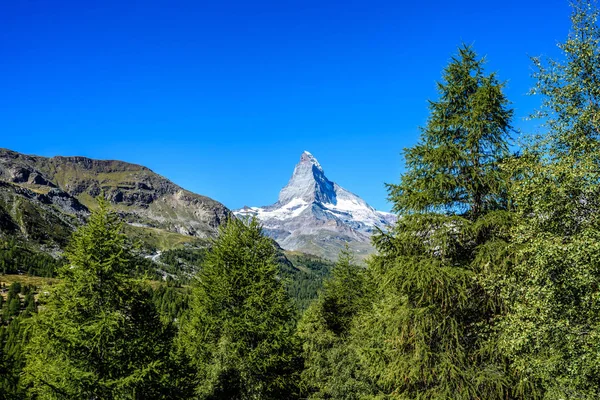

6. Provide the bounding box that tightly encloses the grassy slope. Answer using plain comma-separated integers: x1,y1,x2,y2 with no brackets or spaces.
123,225,208,252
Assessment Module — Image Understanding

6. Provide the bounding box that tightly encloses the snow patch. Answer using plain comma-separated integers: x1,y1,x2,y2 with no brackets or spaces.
236,198,310,221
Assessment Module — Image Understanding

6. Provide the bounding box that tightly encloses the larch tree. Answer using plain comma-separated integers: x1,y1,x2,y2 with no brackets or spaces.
177,217,301,400
23,198,179,399
297,246,372,399
352,45,515,399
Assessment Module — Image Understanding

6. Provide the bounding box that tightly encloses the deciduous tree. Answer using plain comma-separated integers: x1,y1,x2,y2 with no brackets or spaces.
497,2,600,398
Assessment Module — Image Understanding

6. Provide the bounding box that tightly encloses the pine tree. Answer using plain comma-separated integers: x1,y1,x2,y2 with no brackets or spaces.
497,2,600,398
0,283,35,399
352,45,515,399
23,198,179,399
177,217,300,399
6,297,19,319
297,246,372,399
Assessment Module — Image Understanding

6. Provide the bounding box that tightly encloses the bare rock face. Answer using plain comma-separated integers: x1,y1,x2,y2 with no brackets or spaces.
235,151,396,261
0,148,232,247
278,151,336,205
0,181,85,247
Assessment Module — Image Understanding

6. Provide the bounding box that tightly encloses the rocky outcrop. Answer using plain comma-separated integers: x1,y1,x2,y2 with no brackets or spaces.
0,181,86,247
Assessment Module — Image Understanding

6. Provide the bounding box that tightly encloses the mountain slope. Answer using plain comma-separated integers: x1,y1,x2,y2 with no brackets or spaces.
0,148,231,250
0,181,85,249
235,151,395,260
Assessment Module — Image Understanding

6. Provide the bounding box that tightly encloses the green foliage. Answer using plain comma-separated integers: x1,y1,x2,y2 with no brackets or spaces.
314,247,369,336
352,45,515,399
177,217,301,399
388,45,513,219
495,2,600,398
156,247,207,284
280,252,334,312
23,198,182,399
157,245,334,311
152,283,191,323
0,237,63,277
529,0,600,159
0,282,39,399
160,247,207,268
354,214,514,399
298,247,373,399
1,315,30,399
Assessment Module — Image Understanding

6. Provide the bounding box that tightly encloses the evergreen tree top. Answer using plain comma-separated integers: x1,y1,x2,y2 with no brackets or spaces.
388,44,513,219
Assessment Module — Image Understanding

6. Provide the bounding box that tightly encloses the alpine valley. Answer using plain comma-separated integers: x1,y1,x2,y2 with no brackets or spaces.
0,148,393,304
0,148,340,308
235,151,396,260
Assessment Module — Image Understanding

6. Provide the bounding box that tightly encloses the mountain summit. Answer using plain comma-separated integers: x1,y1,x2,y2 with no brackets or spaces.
235,151,396,260
278,151,335,205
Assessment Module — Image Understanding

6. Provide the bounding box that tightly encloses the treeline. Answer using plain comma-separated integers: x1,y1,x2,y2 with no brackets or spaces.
0,238,63,277
2,1,600,398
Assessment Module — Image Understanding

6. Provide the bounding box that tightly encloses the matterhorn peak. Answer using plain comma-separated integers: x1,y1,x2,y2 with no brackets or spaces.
234,151,396,261
278,151,335,205
300,150,323,171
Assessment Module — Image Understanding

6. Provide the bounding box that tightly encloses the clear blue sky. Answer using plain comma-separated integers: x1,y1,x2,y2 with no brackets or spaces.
1,0,572,211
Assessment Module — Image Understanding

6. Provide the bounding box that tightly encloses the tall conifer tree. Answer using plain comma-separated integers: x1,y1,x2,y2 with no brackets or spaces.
177,217,300,399
389,45,512,219
23,198,178,399
352,45,514,399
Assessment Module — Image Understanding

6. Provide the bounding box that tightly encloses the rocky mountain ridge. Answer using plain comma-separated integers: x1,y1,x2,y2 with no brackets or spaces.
0,148,231,250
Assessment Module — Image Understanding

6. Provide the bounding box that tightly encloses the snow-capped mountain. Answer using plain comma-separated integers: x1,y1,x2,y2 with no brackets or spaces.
235,151,396,260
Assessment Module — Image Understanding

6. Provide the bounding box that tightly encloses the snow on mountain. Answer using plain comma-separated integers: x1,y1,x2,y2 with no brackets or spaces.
235,151,396,260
